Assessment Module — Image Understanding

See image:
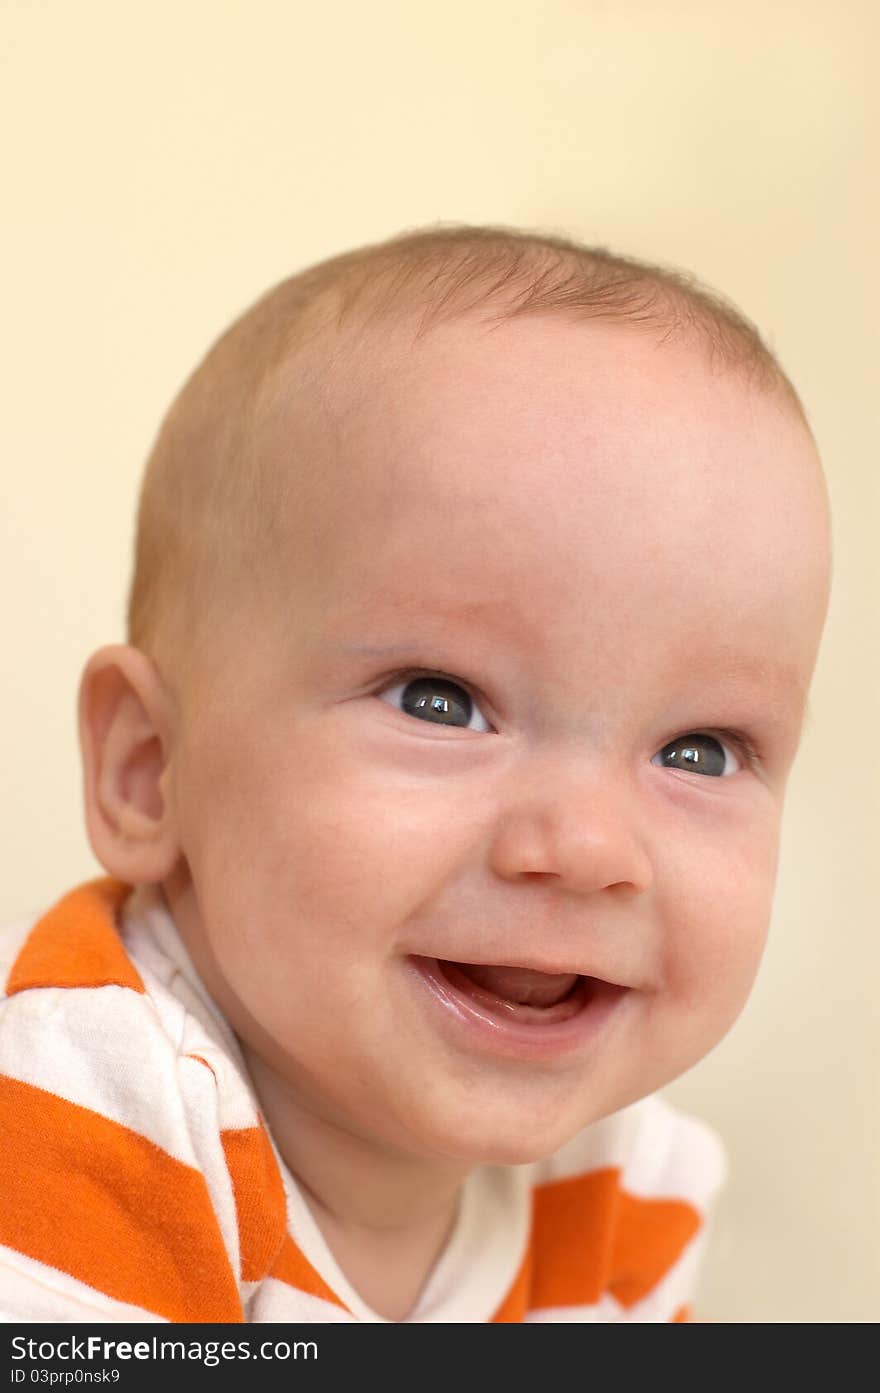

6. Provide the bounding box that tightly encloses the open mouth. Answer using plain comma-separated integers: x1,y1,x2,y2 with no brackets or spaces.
407,955,631,1059
421,957,598,1026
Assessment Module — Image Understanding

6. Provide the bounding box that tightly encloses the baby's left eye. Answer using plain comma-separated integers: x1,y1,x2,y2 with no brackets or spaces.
651,734,740,777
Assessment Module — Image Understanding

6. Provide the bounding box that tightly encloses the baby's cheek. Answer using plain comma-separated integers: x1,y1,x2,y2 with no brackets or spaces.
659,833,777,1008
276,767,482,934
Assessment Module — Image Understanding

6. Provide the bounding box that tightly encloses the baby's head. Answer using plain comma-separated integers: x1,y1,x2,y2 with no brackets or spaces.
79,226,831,1169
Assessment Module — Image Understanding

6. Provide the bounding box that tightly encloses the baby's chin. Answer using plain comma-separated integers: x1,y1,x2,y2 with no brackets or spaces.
388,1093,617,1170
384,1057,694,1171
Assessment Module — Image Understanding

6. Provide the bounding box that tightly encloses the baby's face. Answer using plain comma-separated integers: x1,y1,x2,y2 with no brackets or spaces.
163,314,830,1166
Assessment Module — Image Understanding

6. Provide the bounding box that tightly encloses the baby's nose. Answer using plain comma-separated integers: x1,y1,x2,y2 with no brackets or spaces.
487,752,653,897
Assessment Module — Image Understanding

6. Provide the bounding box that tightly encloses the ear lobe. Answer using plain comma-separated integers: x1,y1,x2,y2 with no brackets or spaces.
77,644,181,884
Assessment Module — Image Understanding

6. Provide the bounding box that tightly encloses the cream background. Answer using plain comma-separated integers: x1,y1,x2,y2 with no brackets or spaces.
2,1,876,1322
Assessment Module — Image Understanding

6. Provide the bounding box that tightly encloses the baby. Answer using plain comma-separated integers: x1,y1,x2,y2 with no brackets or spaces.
0,225,831,1324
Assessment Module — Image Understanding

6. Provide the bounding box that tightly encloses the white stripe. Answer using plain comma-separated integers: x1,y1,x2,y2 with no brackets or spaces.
410,1164,531,1322
0,1244,165,1323
177,1013,262,1134
174,1053,241,1281
533,1095,726,1210
0,986,210,1167
123,886,262,1134
622,1095,727,1205
248,1278,357,1322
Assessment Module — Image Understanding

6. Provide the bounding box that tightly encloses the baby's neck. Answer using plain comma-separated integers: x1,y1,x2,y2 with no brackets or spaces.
241,1045,471,1319
304,1186,461,1322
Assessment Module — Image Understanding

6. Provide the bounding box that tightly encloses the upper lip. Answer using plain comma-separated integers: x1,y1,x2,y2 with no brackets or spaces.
414,953,629,989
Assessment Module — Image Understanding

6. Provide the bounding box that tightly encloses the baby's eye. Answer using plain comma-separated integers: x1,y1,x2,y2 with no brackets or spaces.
651,733,740,777
378,675,492,732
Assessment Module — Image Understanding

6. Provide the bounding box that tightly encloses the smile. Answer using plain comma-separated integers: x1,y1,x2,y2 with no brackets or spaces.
436,959,585,1020
407,955,630,1060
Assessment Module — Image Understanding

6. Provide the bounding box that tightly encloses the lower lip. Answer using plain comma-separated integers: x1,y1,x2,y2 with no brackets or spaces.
406,956,630,1061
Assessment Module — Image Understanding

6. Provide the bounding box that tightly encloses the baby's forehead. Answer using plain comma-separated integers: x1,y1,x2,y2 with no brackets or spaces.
264,311,813,515
278,307,786,433
252,323,825,646
245,320,827,707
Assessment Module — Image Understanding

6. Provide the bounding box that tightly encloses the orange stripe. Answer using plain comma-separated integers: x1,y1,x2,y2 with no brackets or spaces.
529,1168,701,1312
271,1233,349,1311
609,1188,701,1308
0,1074,242,1322
7,878,144,996
671,1304,691,1322
491,1250,530,1322
530,1168,620,1309
221,1122,288,1282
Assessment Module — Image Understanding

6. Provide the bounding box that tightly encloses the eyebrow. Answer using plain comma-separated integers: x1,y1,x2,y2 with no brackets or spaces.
334,641,440,659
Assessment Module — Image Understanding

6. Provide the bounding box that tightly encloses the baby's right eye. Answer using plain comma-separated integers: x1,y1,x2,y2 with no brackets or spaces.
378,674,492,732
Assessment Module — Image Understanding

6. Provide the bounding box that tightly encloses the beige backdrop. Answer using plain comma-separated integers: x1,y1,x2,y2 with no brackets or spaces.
2,1,877,1322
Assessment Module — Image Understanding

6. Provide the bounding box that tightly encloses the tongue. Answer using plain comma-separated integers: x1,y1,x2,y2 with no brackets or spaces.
453,962,579,1008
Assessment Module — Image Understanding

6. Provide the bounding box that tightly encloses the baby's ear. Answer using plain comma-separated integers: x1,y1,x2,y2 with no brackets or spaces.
77,644,180,885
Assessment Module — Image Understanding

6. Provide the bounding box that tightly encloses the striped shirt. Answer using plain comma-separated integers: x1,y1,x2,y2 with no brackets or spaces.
0,878,725,1322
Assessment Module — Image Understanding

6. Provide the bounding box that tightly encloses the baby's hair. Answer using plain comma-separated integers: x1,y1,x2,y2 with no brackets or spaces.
127,222,810,678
